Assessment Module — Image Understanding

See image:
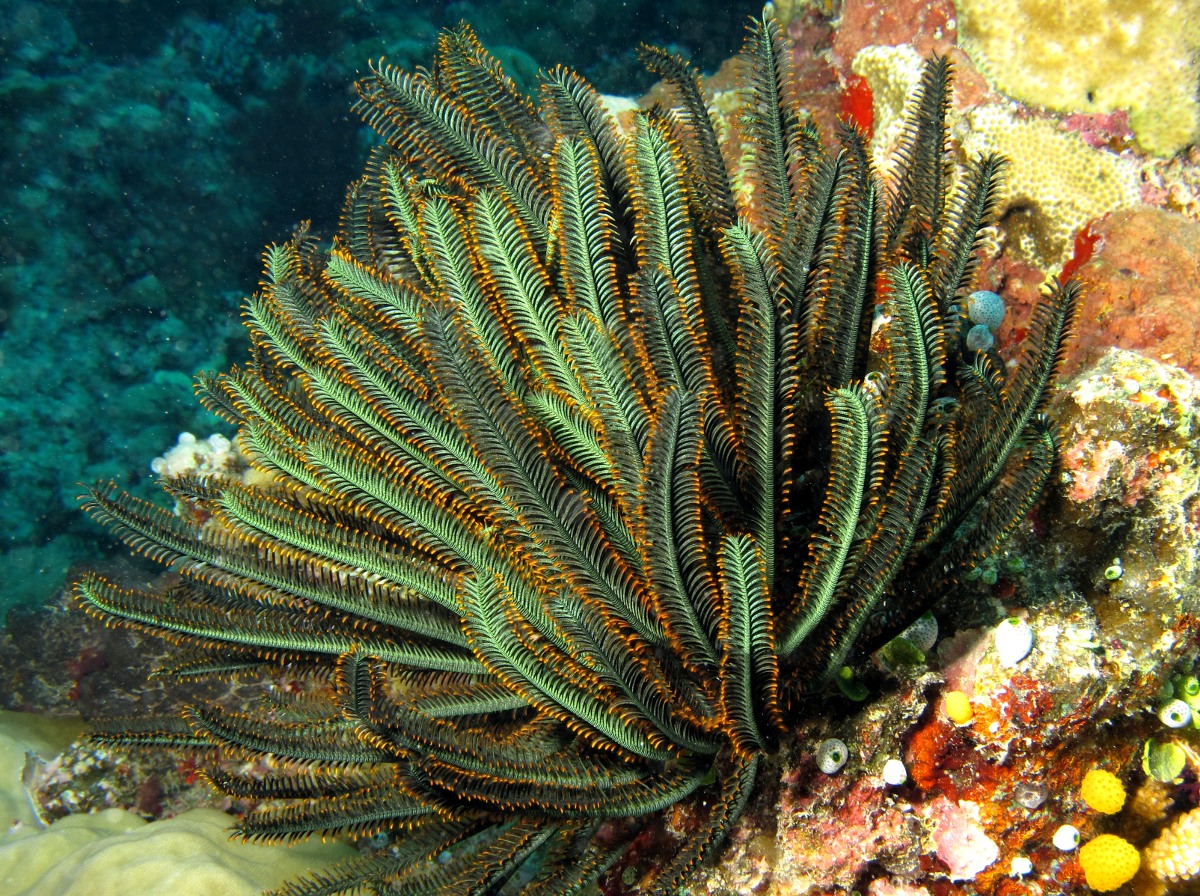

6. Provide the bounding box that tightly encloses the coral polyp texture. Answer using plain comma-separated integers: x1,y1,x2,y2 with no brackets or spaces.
1144,805,1200,884
955,0,1200,156
73,15,1077,896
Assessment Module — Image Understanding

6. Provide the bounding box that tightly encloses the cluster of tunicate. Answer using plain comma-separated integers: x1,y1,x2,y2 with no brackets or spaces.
1145,674,1200,783
965,556,1000,586
962,290,1006,354
1072,771,1140,891
879,611,940,669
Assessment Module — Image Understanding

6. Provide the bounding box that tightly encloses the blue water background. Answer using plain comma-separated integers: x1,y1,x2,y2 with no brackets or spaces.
0,0,760,613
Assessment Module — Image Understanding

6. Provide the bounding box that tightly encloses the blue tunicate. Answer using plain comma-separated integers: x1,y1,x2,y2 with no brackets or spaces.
967,289,1006,331
965,324,994,352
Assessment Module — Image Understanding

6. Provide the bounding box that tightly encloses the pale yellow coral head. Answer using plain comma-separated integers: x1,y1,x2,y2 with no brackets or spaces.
957,0,1200,156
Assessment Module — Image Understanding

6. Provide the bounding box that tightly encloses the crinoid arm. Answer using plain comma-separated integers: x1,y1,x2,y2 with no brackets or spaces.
75,11,1076,895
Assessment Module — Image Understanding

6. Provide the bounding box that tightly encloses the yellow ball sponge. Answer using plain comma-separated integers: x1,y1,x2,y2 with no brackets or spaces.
1079,834,1140,892
1081,768,1127,814
943,690,974,726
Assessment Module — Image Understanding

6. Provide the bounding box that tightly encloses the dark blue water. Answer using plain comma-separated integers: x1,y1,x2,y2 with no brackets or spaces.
0,0,760,614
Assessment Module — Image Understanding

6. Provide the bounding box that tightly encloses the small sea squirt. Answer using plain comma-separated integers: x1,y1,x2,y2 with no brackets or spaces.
816,738,849,774
994,616,1034,666
967,289,1006,332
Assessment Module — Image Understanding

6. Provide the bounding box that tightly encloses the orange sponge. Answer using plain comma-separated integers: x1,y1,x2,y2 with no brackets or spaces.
1079,834,1140,891
1081,768,1126,814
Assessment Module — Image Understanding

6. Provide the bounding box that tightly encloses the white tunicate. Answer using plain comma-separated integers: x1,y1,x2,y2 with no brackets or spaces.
816,738,849,774
995,616,1034,667
967,289,1006,331
1159,698,1192,729
882,758,907,786
1053,824,1080,851
965,323,995,352
899,611,939,653
1010,856,1034,877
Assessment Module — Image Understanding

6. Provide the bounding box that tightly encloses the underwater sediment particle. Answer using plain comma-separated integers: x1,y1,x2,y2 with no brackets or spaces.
955,0,1200,156
70,12,1080,896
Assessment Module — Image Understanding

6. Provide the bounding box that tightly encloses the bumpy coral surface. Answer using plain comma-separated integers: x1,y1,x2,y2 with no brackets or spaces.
956,0,1200,156
958,104,1140,267
0,711,352,896
1144,805,1200,883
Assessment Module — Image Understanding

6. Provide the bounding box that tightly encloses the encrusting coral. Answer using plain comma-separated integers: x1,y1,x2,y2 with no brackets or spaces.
955,0,1200,157
72,12,1077,896
849,43,1141,271
0,711,352,896
959,104,1140,268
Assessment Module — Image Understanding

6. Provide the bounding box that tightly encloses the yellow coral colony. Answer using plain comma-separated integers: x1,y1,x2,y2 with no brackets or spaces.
1081,768,1127,814
1144,806,1200,885
1079,834,1141,892
852,44,1140,270
956,0,1200,157
959,105,1139,268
